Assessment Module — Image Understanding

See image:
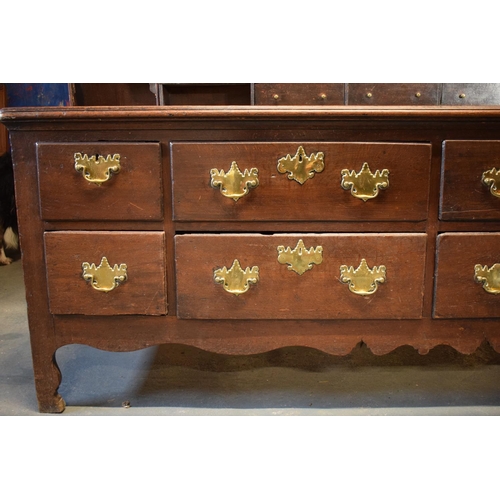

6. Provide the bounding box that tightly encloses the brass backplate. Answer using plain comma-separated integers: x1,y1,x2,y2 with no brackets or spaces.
210,161,259,201
277,146,325,185
340,258,386,296
82,256,127,292
214,259,259,295
474,263,500,294
74,153,121,185
277,239,323,275
341,162,389,201
481,168,500,198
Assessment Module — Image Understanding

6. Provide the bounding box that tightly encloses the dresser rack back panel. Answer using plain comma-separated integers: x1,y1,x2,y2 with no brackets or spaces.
2,106,500,413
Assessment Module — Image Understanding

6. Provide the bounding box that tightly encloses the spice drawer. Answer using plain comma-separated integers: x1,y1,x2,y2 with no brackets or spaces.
175,233,427,320
37,142,163,221
44,231,167,315
171,142,432,222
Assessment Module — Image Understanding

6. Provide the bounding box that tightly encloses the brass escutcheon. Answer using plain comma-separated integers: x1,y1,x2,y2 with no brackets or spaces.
82,256,127,293
481,167,500,198
74,153,121,185
341,162,389,201
210,161,259,201
277,239,323,275
340,258,386,296
214,259,259,295
277,146,325,185
474,263,500,294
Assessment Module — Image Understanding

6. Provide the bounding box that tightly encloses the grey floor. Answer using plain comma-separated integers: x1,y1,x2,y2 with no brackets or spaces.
1,250,500,416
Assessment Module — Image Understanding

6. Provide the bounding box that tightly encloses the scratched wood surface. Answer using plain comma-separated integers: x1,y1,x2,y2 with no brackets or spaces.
171,141,432,222
175,233,427,319
44,231,167,315
37,142,163,221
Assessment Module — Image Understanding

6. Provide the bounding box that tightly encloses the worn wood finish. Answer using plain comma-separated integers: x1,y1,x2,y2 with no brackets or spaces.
38,142,163,221
171,142,432,221
434,232,500,318
440,140,500,220
160,84,251,106
74,83,157,106
253,84,345,105
441,84,500,105
347,84,439,105
44,231,167,315
2,105,500,412
175,233,426,319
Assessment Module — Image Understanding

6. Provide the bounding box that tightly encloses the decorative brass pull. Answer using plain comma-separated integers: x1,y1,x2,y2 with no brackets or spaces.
340,258,386,296
474,263,500,294
210,161,259,201
277,146,325,185
74,153,121,185
82,256,127,293
277,239,323,275
214,259,259,295
341,162,389,201
481,168,500,198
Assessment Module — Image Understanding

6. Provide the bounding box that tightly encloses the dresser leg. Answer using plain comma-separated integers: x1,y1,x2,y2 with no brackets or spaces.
33,351,66,413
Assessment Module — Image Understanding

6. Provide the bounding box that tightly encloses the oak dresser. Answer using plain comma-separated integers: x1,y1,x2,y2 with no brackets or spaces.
2,102,500,412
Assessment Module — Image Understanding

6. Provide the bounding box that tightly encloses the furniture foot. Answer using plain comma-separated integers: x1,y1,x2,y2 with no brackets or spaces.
34,352,66,413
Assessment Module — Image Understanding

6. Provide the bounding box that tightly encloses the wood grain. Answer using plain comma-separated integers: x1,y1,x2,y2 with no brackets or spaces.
440,140,500,220
171,141,432,222
175,233,427,319
37,142,163,221
44,231,167,315
434,232,500,318
254,84,345,105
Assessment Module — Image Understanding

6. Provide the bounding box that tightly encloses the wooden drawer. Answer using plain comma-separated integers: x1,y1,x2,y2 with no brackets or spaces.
37,142,163,221
44,231,167,315
175,233,427,320
440,141,500,220
171,142,431,222
253,84,345,105
347,84,438,105
434,232,500,318
441,84,500,105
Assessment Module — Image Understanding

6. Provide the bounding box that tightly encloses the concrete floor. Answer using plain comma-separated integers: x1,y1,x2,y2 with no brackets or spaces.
1,251,500,416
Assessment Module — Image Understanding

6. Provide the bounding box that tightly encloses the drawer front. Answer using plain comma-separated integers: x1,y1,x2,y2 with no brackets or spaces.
37,142,163,221
441,141,500,220
434,232,500,318
44,231,167,315
347,84,438,105
171,142,431,222
441,83,500,105
175,233,427,320
253,84,345,105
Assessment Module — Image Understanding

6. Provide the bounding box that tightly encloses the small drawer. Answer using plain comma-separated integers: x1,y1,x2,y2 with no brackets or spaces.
37,142,163,221
434,232,500,318
171,141,431,222
347,84,439,105
440,141,500,220
44,231,167,315
441,84,500,105
175,233,427,320
253,84,345,105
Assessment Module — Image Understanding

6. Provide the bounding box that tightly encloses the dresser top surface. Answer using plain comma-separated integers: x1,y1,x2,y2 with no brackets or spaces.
3,105,500,125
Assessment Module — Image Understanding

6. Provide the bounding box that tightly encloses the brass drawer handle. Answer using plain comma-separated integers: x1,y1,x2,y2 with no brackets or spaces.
277,239,323,275
214,259,259,295
210,161,259,201
74,153,121,185
481,168,500,198
277,146,325,185
341,162,389,201
340,258,386,296
82,257,127,293
474,263,500,294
